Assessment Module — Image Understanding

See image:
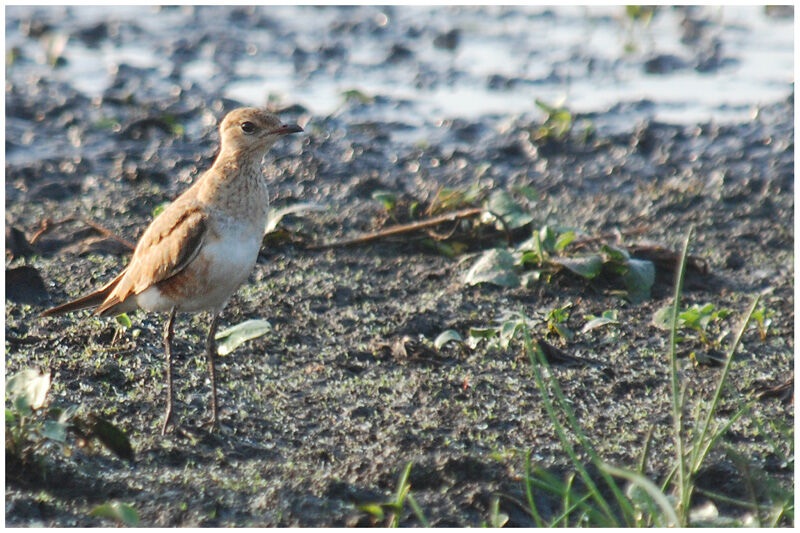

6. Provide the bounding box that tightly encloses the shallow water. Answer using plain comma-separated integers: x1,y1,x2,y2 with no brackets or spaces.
5,5,793,131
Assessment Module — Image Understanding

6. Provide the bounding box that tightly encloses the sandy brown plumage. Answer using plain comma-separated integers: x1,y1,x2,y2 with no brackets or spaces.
42,107,303,433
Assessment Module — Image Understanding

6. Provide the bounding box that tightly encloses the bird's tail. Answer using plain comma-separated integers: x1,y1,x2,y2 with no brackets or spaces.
40,269,126,317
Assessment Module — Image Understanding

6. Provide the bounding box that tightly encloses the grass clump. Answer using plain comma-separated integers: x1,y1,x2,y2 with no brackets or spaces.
517,228,792,526
357,461,429,527
6,368,134,475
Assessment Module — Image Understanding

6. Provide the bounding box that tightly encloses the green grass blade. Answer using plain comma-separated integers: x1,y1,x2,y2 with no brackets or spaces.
600,462,680,527
525,331,636,524
521,329,620,526
669,227,692,523
524,451,544,527
394,461,413,504
547,491,594,527
691,400,754,476
688,295,761,475
637,425,654,474
562,472,575,527
405,493,429,527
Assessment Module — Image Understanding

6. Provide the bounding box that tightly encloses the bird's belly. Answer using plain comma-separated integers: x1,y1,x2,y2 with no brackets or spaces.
136,233,261,313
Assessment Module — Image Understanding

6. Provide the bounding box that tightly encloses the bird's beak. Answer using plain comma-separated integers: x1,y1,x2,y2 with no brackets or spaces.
269,123,304,135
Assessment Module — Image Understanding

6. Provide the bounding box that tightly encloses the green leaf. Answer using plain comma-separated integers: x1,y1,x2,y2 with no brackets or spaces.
341,88,374,104
516,228,546,260
512,184,539,202
602,244,630,263
546,305,574,341
488,496,509,527
160,114,184,136
115,313,132,329
463,249,520,287
581,316,620,334
434,330,463,350
553,231,576,252
519,250,543,266
499,319,523,349
265,202,326,234
408,201,420,219
552,254,604,279
468,327,497,340
357,503,385,520
486,190,533,229
539,226,558,253
679,307,701,328
622,258,655,303
653,305,674,330
14,395,32,417
7,369,51,411
215,319,272,356
520,270,542,288
95,117,120,131
547,304,571,324
90,501,140,527
371,190,397,211
534,99,573,140
714,308,731,320
43,420,68,443
152,201,169,218
431,187,469,212
463,182,487,204
549,322,574,341
91,416,134,462
535,99,557,114
468,327,497,349
6,408,17,425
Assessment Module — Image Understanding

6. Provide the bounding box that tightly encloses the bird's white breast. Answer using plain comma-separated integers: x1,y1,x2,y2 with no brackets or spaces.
136,222,263,314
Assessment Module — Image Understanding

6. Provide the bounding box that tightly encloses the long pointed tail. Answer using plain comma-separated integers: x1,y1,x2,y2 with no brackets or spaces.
40,269,126,317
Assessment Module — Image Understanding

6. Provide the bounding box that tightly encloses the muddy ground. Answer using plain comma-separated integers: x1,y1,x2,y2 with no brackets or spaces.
5,6,794,527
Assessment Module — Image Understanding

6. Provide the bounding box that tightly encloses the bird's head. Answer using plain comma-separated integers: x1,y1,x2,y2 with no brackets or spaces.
218,107,303,158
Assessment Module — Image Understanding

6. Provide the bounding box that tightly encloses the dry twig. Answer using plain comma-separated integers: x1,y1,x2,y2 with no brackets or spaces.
307,206,483,250
29,216,136,251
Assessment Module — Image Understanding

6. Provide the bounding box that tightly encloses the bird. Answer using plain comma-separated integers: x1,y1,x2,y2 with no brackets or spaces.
41,107,303,434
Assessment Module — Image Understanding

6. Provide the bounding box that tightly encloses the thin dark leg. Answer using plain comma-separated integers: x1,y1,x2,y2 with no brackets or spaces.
161,307,177,435
203,312,221,429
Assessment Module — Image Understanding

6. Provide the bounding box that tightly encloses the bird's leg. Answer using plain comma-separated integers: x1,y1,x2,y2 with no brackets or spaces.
203,311,221,430
161,307,177,435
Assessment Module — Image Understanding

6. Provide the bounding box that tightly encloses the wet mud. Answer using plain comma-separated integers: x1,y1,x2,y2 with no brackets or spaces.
5,6,793,526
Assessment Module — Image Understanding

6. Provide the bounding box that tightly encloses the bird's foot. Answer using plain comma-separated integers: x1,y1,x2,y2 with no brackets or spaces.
200,415,218,432
161,407,174,436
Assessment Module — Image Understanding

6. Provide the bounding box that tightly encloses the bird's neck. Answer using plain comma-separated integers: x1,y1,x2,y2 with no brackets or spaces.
196,149,271,228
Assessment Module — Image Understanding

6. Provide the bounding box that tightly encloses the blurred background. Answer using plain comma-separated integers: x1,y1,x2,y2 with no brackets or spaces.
6,5,794,151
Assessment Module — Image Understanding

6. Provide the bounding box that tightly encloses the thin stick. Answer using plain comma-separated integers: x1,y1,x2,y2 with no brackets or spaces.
306,207,483,250
29,215,136,250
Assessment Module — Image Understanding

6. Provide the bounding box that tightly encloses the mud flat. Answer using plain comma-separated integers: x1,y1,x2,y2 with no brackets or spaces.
6,6,793,526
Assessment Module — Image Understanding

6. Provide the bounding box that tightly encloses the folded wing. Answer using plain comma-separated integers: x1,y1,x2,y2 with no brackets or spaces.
96,201,207,316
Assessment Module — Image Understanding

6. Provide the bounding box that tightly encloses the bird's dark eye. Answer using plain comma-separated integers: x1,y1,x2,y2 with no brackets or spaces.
240,121,257,134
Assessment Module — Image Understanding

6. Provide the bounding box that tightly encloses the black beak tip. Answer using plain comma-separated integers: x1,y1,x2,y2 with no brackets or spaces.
282,123,303,135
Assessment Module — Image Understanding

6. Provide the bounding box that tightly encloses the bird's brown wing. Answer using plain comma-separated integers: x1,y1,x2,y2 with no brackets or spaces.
96,201,208,315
